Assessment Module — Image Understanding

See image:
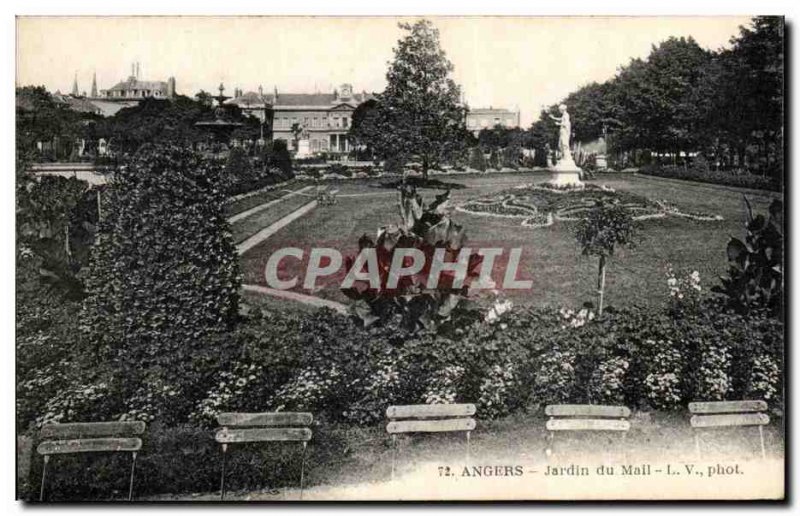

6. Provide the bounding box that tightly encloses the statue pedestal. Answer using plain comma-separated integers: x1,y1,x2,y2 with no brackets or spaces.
548,155,583,187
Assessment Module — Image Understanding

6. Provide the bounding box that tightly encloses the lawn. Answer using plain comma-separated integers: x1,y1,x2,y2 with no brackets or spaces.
238,172,782,310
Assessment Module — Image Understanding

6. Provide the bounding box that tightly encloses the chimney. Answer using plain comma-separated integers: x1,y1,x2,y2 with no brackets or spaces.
71,72,79,97
91,72,98,98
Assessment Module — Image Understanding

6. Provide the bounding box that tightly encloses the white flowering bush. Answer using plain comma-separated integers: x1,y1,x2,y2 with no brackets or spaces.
35,381,111,427
588,356,630,404
644,344,684,408
344,358,403,425
423,365,465,405
120,379,183,423
271,365,343,412
189,363,263,424
746,354,780,402
695,343,733,400
558,307,595,329
532,349,577,404
665,264,703,314
478,362,517,418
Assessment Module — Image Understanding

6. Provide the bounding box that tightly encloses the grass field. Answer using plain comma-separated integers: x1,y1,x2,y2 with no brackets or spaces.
234,172,782,310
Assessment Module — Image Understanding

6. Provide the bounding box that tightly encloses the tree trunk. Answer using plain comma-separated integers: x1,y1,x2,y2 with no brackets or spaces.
422,157,429,182
64,224,71,260
597,255,607,316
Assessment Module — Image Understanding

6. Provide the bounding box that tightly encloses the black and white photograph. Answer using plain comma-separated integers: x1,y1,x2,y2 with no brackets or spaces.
8,6,788,504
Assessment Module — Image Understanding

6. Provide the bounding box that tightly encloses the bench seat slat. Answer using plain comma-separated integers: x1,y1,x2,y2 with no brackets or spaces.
386,404,476,419
688,400,768,414
215,427,312,444
545,404,631,418
217,412,313,427
40,421,145,439
37,437,142,455
386,418,476,434
546,418,630,432
690,413,769,428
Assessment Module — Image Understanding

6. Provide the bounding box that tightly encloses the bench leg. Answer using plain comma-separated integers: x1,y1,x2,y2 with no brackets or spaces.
466,431,471,463
219,444,228,501
758,425,766,460
694,429,702,461
128,451,138,501
299,442,307,501
39,455,50,502
620,431,628,463
391,434,397,481
546,431,555,459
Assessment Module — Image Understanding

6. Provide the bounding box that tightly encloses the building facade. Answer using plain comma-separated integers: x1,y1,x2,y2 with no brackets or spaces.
98,63,176,100
466,107,520,135
226,83,373,156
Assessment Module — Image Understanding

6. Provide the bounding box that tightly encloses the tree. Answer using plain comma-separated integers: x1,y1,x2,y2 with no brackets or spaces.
81,144,241,422
290,122,303,152
350,20,468,180
16,86,100,161
194,90,213,108
575,201,636,316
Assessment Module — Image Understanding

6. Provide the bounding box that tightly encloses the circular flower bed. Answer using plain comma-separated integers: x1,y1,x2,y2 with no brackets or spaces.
456,183,722,227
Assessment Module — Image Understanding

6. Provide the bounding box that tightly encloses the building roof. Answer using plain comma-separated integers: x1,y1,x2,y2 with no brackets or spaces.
107,78,168,92
226,91,270,108
469,107,518,115
226,91,374,110
51,93,103,114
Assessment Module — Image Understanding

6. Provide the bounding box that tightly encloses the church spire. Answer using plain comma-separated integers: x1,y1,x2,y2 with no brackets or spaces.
91,71,98,98
71,72,79,97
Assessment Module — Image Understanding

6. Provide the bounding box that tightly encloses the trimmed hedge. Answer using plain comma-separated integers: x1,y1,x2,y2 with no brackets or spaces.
638,163,780,191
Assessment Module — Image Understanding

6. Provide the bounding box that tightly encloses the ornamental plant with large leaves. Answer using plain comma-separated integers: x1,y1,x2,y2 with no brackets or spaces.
80,144,241,423
341,184,483,332
713,196,783,318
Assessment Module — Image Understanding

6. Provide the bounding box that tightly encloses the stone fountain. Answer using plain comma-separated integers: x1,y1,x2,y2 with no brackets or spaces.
194,83,243,145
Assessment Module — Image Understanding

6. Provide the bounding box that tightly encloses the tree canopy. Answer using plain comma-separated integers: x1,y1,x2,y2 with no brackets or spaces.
349,20,469,179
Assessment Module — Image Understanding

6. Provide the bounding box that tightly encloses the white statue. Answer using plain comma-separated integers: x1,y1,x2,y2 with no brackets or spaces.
546,104,581,185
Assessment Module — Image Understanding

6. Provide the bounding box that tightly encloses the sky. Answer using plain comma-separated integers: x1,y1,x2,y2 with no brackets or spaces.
16,16,753,126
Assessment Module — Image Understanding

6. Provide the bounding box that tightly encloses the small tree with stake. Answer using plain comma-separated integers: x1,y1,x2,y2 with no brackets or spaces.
575,200,636,316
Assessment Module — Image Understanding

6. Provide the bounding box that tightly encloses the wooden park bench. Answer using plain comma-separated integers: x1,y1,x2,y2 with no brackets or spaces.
215,412,313,500
36,420,145,501
385,403,476,480
544,404,631,459
689,400,770,459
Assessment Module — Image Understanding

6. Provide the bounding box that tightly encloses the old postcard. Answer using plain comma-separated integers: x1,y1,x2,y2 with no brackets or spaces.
14,14,785,502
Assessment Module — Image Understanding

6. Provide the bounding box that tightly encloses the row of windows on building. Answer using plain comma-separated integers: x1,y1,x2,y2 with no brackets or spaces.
273,115,350,130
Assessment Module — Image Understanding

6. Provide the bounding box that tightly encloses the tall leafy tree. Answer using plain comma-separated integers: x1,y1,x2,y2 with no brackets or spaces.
350,20,468,180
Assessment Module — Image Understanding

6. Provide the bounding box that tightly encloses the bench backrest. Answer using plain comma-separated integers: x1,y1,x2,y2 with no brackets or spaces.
215,412,313,444
37,421,145,456
386,404,477,434
689,400,769,428
545,404,631,432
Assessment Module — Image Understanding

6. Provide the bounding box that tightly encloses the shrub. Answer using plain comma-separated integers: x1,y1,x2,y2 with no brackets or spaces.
712,197,783,318
340,185,483,332
501,146,520,170
268,139,293,177
638,163,779,191
588,356,630,404
643,345,684,409
79,144,241,425
468,147,487,172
